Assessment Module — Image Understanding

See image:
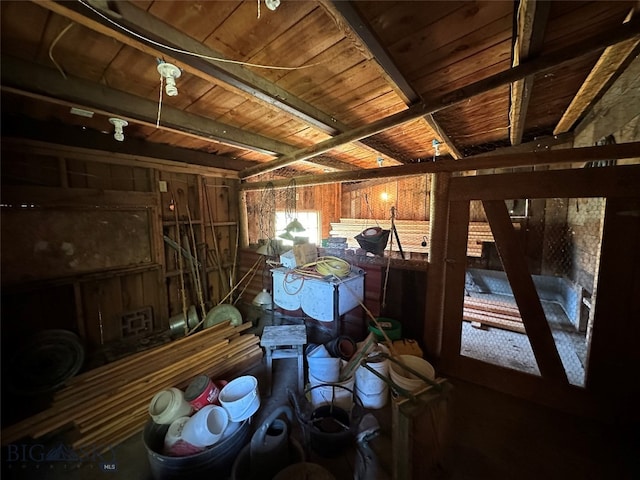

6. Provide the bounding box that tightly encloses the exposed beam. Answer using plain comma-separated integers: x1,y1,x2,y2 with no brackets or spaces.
483,200,568,383
0,55,296,156
1,115,252,173
40,0,399,166
239,17,640,178
475,132,574,157
554,39,640,134
239,142,640,190
324,0,463,159
510,0,551,145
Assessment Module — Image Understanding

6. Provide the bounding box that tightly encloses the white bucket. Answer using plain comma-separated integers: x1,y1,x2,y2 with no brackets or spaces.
182,405,229,448
308,372,355,411
355,356,389,409
389,354,435,393
307,356,341,383
355,385,388,409
219,376,260,422
149,387,193,425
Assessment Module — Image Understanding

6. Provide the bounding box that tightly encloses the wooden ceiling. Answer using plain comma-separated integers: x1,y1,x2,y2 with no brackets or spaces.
1,1,638,182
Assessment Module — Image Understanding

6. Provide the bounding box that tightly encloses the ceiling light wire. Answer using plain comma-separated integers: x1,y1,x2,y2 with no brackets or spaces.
156,74,164,128
48,22,75,79
78,0,328,71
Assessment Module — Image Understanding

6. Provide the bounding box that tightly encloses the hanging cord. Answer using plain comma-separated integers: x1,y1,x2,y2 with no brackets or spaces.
156,74,164,128
79,0,329,71
382,207,395,309
283,271,305,295
363,193,381,230
49,22,75,79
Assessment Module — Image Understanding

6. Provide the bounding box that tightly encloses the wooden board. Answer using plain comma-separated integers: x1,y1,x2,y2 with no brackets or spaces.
1,208,152,284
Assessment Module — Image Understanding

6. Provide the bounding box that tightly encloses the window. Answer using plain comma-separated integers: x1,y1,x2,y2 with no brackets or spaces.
275,210,320,246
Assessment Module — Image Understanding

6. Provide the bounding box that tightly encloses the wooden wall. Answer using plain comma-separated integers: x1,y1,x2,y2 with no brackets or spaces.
0,140,239,359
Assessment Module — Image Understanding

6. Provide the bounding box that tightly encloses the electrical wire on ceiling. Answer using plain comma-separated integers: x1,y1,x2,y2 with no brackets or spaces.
78,0,329,71
49,22,75,79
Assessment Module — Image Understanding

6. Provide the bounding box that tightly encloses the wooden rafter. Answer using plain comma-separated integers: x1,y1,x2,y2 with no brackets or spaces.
240,142,640,190
323,0,463,159
239,17,640,179
509,0,551,145
554,37,640,135
36,0,399,168
0,56,294,156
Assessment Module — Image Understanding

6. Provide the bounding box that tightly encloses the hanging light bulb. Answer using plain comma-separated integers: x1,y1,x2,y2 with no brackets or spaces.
109,118,128,142
279,231,295,241
265,0,280,11
157,61,182,97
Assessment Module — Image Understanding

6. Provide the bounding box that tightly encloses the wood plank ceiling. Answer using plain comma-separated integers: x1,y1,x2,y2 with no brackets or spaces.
1,1,638,181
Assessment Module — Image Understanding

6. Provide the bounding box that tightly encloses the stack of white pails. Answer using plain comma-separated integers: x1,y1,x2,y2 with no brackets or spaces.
354,343,390,409
306,344,354,410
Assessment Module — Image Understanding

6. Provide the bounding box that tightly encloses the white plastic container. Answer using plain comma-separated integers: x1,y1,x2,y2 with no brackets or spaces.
182,405,229,448
148,387,193,425
219,376,260,422
355,355,389,409
308,372,355,411
307,356,341,383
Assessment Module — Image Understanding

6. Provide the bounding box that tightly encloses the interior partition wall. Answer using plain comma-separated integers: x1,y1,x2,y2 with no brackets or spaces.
437,164,640,418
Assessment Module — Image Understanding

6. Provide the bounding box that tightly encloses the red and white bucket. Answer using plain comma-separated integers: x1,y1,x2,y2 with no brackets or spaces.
184,375,226,411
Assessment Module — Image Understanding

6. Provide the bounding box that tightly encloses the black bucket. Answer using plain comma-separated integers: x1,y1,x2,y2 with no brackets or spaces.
143,418,250,480
324,336,356,360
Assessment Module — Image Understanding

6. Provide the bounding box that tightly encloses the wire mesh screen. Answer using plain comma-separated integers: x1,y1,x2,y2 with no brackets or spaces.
461,198,606,387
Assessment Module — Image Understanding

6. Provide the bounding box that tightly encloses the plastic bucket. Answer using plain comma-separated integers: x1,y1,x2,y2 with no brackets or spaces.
182,405,229,448
307,356,341,383
355,357,389,409
149,388,193,425
389,354,435,393
308,372,355,411
219,376,260,422
144,418,250,480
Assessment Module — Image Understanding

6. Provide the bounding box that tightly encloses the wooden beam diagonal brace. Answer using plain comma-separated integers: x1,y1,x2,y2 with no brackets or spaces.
239,17,640,178
482,200,568,384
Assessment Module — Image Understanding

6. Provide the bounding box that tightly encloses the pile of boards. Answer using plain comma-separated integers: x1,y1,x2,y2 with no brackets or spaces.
1,321,262,451
463,297,525,333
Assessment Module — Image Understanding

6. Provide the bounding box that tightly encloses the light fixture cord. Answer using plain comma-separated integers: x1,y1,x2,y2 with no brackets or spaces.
156,74,164,128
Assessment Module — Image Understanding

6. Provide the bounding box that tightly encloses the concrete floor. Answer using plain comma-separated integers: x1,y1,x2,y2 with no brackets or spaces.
3,327,638,479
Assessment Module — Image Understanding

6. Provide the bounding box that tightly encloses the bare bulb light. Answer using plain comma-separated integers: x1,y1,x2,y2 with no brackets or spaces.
109,118,128,142
157,62,182,97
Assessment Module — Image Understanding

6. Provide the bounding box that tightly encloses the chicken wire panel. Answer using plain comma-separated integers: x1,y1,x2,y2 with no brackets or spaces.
461,198,606,387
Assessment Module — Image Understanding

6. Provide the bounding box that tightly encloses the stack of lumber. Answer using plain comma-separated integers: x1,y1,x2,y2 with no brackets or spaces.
463,297,525,333
329,219,498,257
1,321,262,450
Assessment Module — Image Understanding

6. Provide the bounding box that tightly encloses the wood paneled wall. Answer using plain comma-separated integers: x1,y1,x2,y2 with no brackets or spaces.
0,140,239,357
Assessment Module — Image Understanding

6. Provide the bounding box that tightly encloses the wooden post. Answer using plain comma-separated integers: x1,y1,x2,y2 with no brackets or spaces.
424,172,451,359
238,191,250,249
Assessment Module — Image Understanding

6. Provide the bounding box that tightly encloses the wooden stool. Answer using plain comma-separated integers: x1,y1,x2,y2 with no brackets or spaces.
260,325,307,396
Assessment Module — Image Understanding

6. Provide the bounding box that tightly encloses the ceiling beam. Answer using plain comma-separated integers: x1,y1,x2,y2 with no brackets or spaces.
554,37,640,134
39,0,399,167
0,55,296,156
509,0,551,145
324,0,463,159
1,114,252,172
239,142,640,190
239,17,640,178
